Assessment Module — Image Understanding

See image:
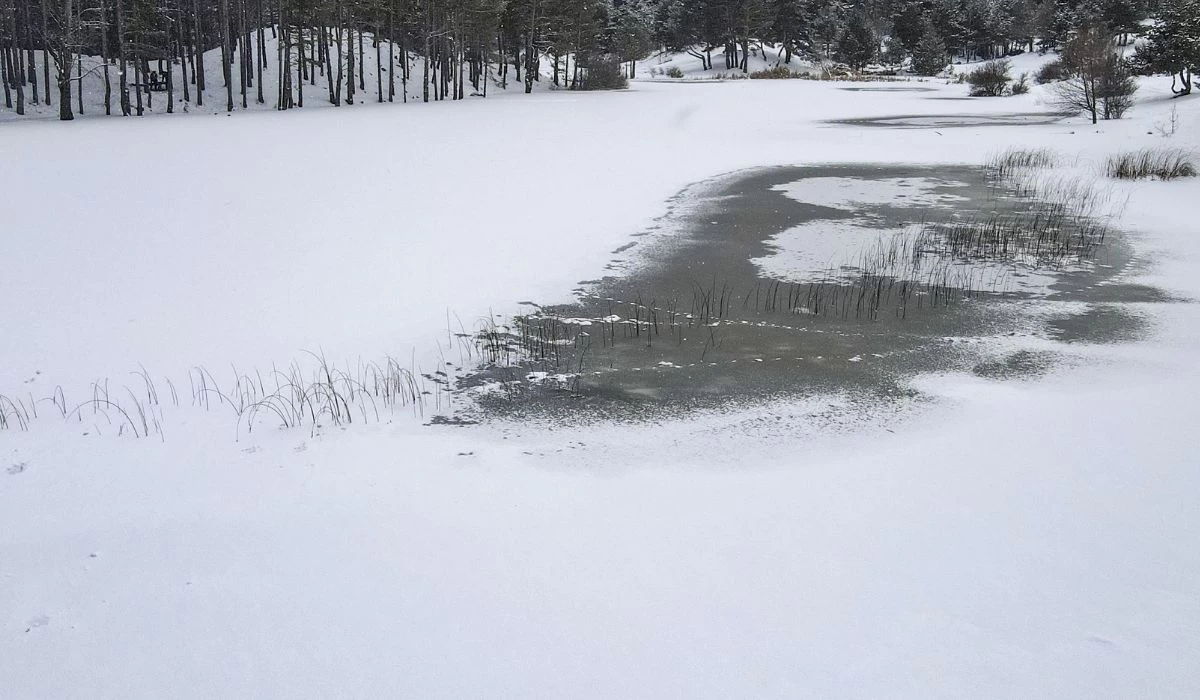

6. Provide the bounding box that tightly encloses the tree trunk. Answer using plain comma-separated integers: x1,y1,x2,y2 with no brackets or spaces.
99,0,112,113
193,0,204,105
133,59,143,115
76,53,83,114
347,26,356,104
144,59,152,109
259,14,267,70
165,55,174,113
334,24,344,104
2,45,12,110
324,26,336,104
179,12,190,106
58,73,72,119
238,0,247,108
387,4,394,101
116,0,129,114
296,27,303,107
40,0,51,105
220,0,233,111
53,0,74,119
23,0,37,104
357,28,364,91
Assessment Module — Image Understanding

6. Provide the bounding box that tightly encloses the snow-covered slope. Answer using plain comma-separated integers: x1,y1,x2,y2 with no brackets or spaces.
0,31,562,121
640,42,824,78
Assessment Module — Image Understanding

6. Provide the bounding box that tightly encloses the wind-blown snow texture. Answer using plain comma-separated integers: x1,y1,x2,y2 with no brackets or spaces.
2,50,1200,697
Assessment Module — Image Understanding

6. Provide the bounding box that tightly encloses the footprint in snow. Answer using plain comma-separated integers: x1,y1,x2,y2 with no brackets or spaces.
7,462,26,475
25,616,49,633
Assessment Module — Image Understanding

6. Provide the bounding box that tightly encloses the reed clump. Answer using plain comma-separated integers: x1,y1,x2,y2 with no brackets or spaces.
1106,148,1196,181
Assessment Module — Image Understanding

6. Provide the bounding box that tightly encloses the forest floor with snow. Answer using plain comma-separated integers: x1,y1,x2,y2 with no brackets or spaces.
3,50,1200,697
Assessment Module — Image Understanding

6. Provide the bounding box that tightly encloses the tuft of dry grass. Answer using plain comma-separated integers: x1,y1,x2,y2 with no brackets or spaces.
986,148,1060,179
0,353,434,439
1106,148,1197,181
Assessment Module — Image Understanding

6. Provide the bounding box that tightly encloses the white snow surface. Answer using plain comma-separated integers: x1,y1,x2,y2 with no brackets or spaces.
773,175,971,210
750,219,911,282
3,52,1200,698
750,216,1062,296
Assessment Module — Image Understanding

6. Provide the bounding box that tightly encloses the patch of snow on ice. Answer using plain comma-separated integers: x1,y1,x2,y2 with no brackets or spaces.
751,219,1069,296
750,219,909,282
773,176,970,210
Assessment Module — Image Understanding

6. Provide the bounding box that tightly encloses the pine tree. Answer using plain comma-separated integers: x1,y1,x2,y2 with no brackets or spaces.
1137,0,1200,95
1098,0,1145,45
768,0,808,64
891,1,925,55
836,11,876,71
912,14,947,75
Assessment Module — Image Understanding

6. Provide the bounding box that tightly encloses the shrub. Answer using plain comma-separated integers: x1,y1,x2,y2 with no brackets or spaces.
820,63,854,80
1052,23,1139,123
1155,105,1181,138
1011,72,1030,94
1099,58,1137,119
1035,59,1068,84
749,65,798,79
837,12,878,71
912,16,948,76
1106,148,1197,180
578,56,629,90
665,66,684,79
967,59,1012,96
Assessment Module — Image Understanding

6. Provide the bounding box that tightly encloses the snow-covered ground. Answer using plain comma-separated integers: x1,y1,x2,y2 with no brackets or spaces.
2,54,1200,697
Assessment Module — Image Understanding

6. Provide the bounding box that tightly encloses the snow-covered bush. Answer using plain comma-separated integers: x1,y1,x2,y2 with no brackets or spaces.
1035,59,1068,84
749,66,799,79
578,57,628,90
967,59,1013,96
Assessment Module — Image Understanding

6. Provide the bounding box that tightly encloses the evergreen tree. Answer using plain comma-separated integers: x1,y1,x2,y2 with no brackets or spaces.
810,2,842,58
911,13,947,74
1137,0,1200,95
609,0,653,77
767,0,808,63
1097,0,1144,45
1041,0,1078,50
837,10,876,69
891,1,926,55
929,0,967,58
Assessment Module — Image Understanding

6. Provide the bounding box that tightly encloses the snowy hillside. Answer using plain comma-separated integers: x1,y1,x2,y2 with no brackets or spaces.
1,30,570,122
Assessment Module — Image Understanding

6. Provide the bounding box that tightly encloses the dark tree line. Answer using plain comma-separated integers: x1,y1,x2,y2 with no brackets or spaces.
0,0,1189,120
650,0,1157,74
0,0,660,119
